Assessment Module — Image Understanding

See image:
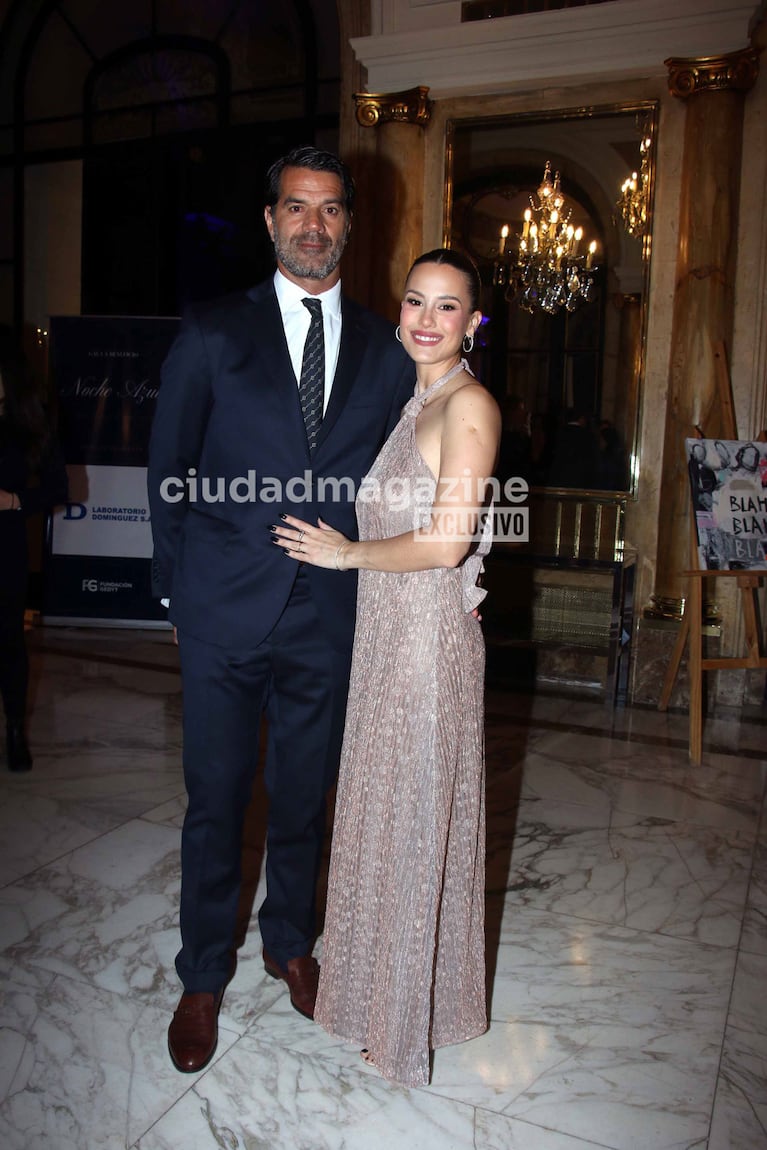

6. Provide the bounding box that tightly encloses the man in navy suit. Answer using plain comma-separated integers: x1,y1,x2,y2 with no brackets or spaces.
148,146,412,1072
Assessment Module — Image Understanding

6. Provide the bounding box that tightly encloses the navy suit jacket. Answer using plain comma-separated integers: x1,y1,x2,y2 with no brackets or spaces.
147,279,413,652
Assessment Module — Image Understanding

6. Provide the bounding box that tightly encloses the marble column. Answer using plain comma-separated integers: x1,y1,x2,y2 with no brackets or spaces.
353,87,432,321
613,292,642,483
649,48,759,618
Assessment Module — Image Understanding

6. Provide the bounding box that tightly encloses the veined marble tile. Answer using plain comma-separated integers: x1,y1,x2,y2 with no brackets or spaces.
0,819,182,996
0,816,289,1027
0,971,239,1150
243,912,727,1148
241,992,589,1114
709,1075,767,1150
30,650,179,705
0,753,184,822
517,741,765,832
426,1017,720,1150
2,629,763,1150
136,1032,479,1150
711,949,767,1150
47,682,179,723
0,956,56,992
0,791,128,885
475,907,730,1143
30,702,182,753
475,1108,621,1149
529,725,766,790
489,906,734,1033
244,1005,717,1150
729,942,767,1024
496,1037,716,1150
487,694,767,762
248,1003,667,1150
543,697,764,750
140,793,187,829
496,797,754,945
740,829,767,956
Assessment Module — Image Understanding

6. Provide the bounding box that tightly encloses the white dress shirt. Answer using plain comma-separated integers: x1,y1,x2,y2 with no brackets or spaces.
273,269,342,415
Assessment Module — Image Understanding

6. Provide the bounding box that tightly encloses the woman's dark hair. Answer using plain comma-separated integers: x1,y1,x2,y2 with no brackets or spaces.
407,248,482,313
0,325,53,465
264,146,355,214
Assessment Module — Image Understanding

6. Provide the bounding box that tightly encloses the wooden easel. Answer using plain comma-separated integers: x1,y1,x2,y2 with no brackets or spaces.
658,342,767,763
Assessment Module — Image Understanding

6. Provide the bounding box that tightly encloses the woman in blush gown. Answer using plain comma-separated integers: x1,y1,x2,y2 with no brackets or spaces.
272,248,500,1087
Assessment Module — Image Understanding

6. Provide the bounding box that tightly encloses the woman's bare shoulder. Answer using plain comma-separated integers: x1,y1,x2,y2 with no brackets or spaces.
445,377,501,424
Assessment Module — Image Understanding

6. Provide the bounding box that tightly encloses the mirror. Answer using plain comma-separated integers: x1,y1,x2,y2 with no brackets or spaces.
445,101,657,497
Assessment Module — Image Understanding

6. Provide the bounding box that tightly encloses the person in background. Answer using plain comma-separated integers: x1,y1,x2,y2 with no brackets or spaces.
273,248,501,1087
496,393,532,484
546,406,599,489
0,325,68,771
596,419,630,491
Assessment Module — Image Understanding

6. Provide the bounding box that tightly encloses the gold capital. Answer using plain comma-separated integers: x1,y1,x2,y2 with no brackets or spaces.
353,86,432,128
665,47,760,99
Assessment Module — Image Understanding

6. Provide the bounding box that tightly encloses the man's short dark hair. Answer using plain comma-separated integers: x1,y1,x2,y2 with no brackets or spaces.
265,146,355,213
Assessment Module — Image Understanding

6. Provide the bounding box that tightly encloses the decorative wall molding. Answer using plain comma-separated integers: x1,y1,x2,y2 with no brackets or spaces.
665,46,760,98
352,0,758,98
353,85,433,126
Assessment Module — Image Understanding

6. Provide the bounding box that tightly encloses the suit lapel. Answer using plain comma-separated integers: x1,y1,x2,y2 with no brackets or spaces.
244,283,292,382
314,297,365,451
244,284,309,454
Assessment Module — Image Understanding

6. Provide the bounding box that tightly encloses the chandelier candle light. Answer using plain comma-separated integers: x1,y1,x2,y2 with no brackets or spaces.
494,161,598,315
617,129,651,238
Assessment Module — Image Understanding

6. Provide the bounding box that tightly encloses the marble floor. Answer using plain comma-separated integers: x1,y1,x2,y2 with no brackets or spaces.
1,624,766,1150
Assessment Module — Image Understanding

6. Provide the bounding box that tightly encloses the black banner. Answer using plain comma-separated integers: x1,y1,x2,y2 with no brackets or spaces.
44,315,179,625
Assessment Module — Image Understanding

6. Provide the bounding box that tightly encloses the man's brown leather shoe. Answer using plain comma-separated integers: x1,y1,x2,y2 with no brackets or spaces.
263,950,319,1019
167,989,223,1072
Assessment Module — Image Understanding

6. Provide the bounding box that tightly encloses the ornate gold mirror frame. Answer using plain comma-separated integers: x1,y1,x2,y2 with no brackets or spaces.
444,101,658,499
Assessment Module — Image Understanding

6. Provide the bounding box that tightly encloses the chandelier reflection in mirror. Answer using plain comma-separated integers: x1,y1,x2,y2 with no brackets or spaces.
493,162,599,315
617,126,652,238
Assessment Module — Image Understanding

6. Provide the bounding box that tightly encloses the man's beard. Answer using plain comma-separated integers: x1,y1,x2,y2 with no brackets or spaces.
272,224,349,281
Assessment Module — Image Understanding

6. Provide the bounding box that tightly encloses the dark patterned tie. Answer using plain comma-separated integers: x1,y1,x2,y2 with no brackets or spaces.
299,297,324,452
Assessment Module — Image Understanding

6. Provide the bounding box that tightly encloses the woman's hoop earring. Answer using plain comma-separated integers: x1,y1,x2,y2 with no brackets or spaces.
463,333,474,354
395,326,402,343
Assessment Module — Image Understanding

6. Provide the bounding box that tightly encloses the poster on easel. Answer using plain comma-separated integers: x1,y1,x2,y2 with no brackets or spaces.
685,437,767,571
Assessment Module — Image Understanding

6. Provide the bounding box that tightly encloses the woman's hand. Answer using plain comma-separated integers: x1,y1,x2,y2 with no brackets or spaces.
271,514,352,570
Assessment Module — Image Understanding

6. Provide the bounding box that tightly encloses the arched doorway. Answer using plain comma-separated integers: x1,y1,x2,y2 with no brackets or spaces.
0,0,341,323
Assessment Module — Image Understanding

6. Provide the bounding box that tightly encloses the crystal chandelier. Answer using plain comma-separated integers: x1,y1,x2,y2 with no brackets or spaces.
617,128,651,238
493,162,599,315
